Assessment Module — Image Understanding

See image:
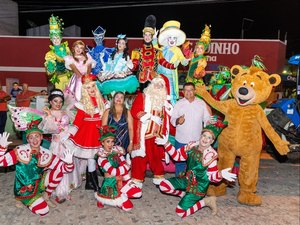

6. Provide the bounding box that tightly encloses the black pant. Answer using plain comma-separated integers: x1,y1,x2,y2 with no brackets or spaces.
0,111,7,134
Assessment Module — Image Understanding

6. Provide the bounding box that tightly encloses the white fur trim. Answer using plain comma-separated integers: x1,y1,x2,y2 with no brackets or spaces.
132,95,151,158
95,192,127,207
153,177,164,185
131,148,146,158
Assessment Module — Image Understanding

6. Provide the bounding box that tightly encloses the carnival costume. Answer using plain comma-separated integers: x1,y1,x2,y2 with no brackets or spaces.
66,94,104,159
64,53,96,102
186,25,211,86
95,126,142,211
156,121,236,218
65,75,108,192
38,89,81,201
97,34,139,95
0,120,74,216
89,26,115,75
130,75,173,189
44,15,72,90
131,15,176,91
153,20,189,105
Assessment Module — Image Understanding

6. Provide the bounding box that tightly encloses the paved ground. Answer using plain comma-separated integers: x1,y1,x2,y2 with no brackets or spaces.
0,155,299,225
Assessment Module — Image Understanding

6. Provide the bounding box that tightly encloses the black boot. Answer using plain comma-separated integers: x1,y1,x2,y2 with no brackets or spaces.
85,168,99,192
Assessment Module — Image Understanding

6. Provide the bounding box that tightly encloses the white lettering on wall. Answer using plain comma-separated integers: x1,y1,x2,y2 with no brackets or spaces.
207,42,240,55
207,56,217,62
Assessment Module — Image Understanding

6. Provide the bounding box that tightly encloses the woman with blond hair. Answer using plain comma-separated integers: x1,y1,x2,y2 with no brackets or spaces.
64,40,96,102
65,74,108,192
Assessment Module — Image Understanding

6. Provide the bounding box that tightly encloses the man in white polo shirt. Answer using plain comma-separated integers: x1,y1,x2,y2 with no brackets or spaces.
171,82,212,176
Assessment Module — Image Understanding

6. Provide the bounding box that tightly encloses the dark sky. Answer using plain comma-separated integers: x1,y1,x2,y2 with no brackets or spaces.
16,0,300,57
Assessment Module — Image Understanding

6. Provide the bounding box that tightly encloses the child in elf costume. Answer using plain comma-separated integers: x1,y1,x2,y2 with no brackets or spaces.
152,20,190,105
155,120,237,218
95,125,142,211
0,121,74,216
44,15,72,90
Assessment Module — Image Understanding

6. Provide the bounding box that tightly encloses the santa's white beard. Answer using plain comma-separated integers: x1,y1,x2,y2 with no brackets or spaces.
145,88,167,111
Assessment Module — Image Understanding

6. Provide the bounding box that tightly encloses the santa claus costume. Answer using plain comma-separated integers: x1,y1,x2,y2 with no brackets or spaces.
130,75,173,191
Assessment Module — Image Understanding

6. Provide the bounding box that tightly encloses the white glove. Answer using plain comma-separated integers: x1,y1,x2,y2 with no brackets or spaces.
140,113,151,123
155,135,169,146
0,132,12,149
164,101,173,115
151,115,162,125
60,148,75,164
221,168,237,182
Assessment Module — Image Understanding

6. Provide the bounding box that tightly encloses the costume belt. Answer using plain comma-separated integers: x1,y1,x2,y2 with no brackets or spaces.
185,170,205,197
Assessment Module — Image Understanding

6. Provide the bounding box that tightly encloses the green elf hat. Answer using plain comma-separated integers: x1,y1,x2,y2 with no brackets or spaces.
202,116,228,140
25,118,43,137
99,125,116,142
196,24,211,51
49,14,64,39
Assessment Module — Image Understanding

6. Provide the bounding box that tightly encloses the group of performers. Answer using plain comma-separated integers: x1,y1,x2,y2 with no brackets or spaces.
0,14,238,218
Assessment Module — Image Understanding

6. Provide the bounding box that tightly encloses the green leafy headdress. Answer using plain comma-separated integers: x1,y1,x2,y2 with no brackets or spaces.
49,14,64,39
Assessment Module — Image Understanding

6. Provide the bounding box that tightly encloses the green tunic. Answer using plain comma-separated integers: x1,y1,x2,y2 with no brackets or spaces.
168,146,210,210
98,152,122,199
186,55,206,86
14,154,46,206
45,41,72,89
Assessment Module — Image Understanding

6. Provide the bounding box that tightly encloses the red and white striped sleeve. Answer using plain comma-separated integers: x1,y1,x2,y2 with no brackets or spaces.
49,155,74,173
0,148,18,167
98,157,128,176
164,142,187,161
206,160,222,183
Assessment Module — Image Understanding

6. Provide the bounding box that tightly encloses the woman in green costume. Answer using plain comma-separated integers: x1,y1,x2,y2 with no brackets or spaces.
156,120,237,218
44,15,72,91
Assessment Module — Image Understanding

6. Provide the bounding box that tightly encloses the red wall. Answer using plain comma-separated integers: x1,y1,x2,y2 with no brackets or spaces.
0,36,286,87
